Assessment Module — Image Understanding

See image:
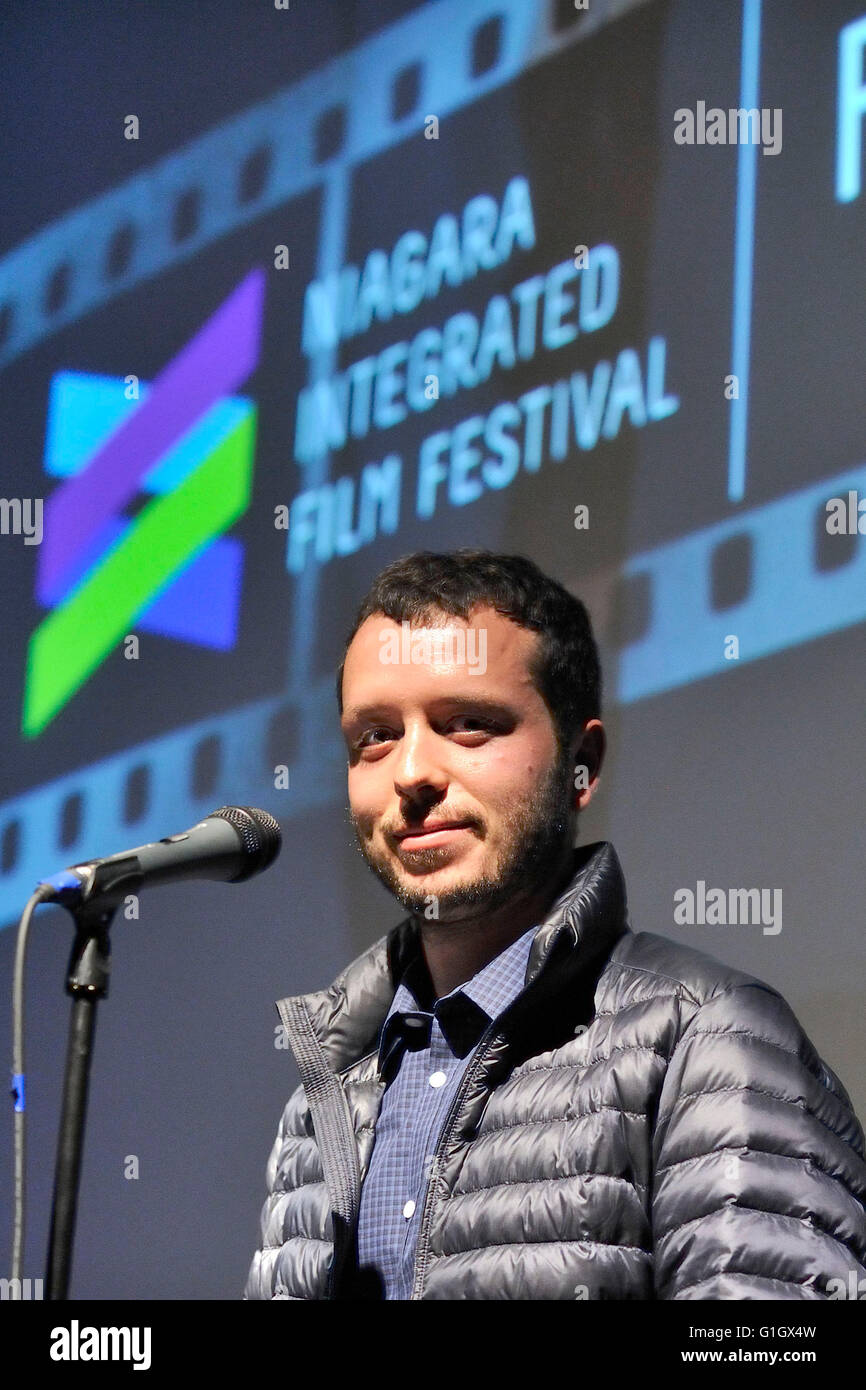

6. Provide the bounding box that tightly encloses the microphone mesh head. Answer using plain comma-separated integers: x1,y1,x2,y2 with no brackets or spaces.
208,806,282,881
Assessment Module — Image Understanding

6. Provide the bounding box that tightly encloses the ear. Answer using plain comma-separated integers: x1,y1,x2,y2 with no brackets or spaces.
571,720,606,811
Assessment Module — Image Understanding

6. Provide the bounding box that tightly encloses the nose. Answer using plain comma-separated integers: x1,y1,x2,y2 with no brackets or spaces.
392,720,448,805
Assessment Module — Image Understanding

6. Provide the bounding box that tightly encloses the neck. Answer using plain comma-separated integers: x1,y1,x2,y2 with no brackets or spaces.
414,842,577,998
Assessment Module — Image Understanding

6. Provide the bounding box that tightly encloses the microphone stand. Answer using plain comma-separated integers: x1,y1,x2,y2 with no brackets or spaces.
45,892,123,1300
35,809,279,1298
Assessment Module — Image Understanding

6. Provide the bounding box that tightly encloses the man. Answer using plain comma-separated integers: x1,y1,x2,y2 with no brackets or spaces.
245,548,866,1300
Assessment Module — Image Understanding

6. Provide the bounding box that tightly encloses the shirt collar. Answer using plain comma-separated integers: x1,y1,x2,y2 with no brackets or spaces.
376,923,538,1080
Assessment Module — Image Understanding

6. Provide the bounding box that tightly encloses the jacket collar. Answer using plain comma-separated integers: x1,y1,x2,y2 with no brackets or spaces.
277,840,630,1077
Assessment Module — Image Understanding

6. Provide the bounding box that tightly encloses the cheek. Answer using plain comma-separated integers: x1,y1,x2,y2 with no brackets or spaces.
346,769,378,820
347,764,395,832
461,745,537,803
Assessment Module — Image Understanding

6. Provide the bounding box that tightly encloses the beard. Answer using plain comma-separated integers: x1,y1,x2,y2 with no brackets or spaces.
348,742,577,921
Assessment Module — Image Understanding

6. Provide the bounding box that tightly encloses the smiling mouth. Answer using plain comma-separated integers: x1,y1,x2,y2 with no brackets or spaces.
393,822,473,847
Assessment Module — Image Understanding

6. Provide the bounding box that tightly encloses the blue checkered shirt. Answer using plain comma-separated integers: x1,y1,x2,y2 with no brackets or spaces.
355,922,538,1299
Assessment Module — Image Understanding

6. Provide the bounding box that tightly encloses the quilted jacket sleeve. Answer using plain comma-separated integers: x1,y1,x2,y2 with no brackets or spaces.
242,1095,292,1301
651,981,866,1299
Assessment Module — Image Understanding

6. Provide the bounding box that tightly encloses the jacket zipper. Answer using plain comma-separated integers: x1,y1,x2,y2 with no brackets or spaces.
409,1020,504,1300
408,932,571,1298
278,996,363,1298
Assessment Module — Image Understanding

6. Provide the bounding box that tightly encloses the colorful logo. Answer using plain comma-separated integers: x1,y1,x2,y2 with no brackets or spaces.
23,269,265,737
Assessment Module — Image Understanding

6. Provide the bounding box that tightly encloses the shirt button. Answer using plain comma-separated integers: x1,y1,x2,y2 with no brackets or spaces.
403,1200,416,1219
428,1071,447,1088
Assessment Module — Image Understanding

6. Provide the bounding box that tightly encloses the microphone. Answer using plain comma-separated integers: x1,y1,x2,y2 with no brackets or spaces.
37,805,282,908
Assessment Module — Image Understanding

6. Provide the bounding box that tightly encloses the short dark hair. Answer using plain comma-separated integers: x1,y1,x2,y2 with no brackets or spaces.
336,549,601,754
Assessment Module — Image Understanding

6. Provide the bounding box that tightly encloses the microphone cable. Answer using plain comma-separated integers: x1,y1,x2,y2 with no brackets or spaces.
9,884,53,1293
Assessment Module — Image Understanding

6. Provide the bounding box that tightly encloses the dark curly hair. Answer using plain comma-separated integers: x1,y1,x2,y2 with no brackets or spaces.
336,549,601,754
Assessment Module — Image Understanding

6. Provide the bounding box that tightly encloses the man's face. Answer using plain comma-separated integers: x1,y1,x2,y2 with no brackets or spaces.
339,604,578,920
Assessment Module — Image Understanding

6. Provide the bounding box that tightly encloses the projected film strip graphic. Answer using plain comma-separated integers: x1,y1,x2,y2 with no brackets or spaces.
1,0,864,926
0,0,650,923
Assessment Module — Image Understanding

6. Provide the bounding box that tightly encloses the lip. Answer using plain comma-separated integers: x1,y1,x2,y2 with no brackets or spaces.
393,822,472,848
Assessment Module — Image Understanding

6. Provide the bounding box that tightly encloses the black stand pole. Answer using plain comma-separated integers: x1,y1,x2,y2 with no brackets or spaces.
45,910,114,1301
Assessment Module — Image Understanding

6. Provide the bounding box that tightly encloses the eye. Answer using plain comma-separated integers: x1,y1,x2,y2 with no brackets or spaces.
354,726,395,750
448,715,498,736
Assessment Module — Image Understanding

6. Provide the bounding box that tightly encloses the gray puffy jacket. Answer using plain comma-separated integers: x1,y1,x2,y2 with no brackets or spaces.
244,841,866,1299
